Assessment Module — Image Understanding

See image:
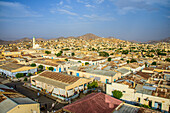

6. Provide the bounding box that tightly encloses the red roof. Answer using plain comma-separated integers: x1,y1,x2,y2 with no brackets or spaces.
63,92,122,113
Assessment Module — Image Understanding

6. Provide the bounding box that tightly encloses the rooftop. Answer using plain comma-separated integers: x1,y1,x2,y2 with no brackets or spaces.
63,92,122,113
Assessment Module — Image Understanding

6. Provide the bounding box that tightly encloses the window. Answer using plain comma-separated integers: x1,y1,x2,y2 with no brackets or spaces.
137,97,140,102
123,91,126,93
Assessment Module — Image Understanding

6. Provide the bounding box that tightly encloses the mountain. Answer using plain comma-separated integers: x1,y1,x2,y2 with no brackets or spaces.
36,38,47,41
77,33,101,40
145,37,170,44
0,38,31,45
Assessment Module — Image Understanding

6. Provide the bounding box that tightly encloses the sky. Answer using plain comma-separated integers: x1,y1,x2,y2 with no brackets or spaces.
0,0,170,42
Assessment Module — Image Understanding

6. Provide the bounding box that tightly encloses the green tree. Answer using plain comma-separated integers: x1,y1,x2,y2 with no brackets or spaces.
112,90,123,99
122,50,129,54
130,59,137,63
108,57,112,62
87,81,98,89
15,73,24,78
28,73,32,77
72,52,75,56
165,58,170,62
30,63,36,67
151,62,156,65
120,58,124,60
126,60,130,64
38,65,43,70
85,62,89,65
45,51,51,54
98,52,109,57
65,58,68,61
48,67,54,71
24,77,27,81
139,104,151,109
78,61,81,63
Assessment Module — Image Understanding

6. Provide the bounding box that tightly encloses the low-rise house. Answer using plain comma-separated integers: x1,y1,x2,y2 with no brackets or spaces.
0,84,40,113
2,51,21,57
106,75,170,112
67,65,122,83
122,62,145,73
0,63,37,77
31,71,92,100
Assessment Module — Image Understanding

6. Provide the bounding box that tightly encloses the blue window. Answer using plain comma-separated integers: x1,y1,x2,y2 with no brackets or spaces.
59,68,61,72
52,57,53,59
114,79,116,82
53,68,56,72
76,73,79,77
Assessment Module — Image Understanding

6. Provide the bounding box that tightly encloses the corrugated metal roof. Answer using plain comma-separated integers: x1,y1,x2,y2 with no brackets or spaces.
0,98,17,113
11,98,36,104
143,86,156,91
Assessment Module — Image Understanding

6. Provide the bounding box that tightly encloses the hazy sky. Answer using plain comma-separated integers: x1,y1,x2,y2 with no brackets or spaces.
0,0,170,41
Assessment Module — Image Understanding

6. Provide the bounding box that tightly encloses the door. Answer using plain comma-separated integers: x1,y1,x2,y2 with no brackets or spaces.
76,73,79,77
106,79,109,83
59,68,61,72
53,68,56,72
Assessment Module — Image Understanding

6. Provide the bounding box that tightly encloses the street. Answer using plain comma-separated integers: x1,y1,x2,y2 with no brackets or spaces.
0,77,66,113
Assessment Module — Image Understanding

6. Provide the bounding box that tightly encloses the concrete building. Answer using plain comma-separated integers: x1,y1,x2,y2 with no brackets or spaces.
31,71,92,100
67,65,122,83
0,84,40,113
0,63,37,77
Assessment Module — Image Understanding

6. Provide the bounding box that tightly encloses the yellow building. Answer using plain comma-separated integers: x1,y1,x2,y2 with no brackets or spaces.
31,71,92,100
0,84,40,113
2,51,21,57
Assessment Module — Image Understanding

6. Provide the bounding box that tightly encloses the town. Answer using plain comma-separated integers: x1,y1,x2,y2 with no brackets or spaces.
0,34,169,113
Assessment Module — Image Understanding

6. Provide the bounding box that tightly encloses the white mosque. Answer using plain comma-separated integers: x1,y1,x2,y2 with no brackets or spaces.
33,36,40,49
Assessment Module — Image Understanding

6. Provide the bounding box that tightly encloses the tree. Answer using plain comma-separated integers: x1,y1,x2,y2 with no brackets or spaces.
130,59,137,63
85,62,89,65
99,52,109,57
45,51,51,54
24,77,27,81
87,81,98,89
165,58,170,62
72,52,75,56
30,63,36,67
151,62,156,65
28,73,32,77
122,50,129,54
112,90,123,99
16,73,24,78
108,57,112,62
38,65,43,70
78,61,81,63
126,60,130,64
65,58,68,61
48,67,54,71
120,58,124,60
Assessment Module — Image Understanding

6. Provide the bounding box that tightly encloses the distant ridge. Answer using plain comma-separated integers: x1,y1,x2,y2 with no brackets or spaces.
0,34,169,45
77,33,101,40
145,37,170,44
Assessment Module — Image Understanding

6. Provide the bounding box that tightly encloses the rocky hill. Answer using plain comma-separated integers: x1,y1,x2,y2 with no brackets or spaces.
77,33,101,40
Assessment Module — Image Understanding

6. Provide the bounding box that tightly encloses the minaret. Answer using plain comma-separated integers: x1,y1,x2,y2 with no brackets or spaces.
33,36,35,49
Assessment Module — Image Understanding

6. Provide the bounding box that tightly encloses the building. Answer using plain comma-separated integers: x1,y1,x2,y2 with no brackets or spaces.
0,84,40,113
56,92,149,113
31,71,93,100
2,51,21,57
106,75,170,112
67,65,122,83
0,63,37,77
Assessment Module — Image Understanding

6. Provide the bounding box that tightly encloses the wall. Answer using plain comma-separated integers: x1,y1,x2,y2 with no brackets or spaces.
8,104,40,113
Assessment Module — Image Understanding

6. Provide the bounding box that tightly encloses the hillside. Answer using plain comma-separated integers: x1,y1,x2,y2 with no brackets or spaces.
77,33,101,40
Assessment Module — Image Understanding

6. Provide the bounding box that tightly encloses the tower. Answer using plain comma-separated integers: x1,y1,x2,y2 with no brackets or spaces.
33,36,35,49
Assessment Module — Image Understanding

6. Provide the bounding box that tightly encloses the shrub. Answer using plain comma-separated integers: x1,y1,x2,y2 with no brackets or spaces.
151,62,156,65
85,62,89,65
120,58,124,60
78,61,81,63
16,73,24,78
112,90,123,99
87,81,98,89
165,58,170,62
108,57,112,62
127,60,130,64
30,63,36,67
65,58,68,61
72,52,75,56
130,59,137,63
38,65,43,70
48,67,54,71
28,73,32,77
98,52,109,57
24,77,27,81
122,50,129,54
45,51,51,54
139,104,151,109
